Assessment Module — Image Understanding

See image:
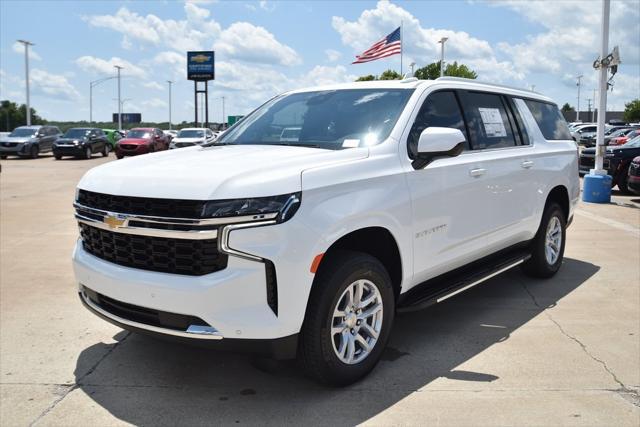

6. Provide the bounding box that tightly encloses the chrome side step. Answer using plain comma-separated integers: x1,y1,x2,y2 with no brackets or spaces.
398,249,531,313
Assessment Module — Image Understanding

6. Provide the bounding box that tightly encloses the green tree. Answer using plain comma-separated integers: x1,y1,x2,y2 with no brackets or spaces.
414,61,478,80
623,99,640,123
561,103,575,113
355,74,376,82
0,100,44,132
379,69,402,80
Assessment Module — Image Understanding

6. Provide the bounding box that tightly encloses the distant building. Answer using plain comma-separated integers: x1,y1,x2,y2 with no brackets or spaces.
562,110,625,123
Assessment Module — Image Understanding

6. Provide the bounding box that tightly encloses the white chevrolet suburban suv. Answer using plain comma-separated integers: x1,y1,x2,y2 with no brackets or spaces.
73,77,579,385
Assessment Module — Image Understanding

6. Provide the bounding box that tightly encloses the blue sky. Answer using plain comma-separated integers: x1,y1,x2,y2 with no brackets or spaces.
1,0,638,124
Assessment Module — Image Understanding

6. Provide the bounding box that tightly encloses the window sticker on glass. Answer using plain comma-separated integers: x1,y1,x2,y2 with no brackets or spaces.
478,107,507,138
342,139,360,148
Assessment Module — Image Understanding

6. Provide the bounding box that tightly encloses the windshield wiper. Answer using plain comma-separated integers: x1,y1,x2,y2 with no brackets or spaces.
268,142,321,148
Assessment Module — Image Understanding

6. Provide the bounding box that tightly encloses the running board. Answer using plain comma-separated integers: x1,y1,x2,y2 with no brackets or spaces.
397,249,531,313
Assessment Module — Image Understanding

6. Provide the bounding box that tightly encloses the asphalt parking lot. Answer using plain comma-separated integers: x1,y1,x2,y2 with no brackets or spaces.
1,154,639,426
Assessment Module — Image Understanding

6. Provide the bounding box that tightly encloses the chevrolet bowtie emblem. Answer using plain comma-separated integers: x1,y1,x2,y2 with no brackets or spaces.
104,215,126,229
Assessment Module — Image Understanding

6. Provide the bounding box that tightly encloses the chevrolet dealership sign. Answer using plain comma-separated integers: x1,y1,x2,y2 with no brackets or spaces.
187,51,215,81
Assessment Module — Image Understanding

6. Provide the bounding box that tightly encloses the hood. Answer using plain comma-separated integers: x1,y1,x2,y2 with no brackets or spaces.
119,138,150,145
172,137,204,144
1,137,31,143
78,144,368,200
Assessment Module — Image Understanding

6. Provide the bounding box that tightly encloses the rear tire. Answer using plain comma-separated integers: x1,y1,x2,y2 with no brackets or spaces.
521,203,566,278
298,250,395,386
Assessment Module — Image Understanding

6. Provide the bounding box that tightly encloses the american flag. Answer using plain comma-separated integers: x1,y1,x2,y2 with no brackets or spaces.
352,27,402,64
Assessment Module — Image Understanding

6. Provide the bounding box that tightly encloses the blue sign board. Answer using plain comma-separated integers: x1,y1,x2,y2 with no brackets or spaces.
187,51,215,81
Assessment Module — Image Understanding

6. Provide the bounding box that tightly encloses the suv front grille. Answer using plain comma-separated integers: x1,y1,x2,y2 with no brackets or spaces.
79,223,227,276
78,189,206,218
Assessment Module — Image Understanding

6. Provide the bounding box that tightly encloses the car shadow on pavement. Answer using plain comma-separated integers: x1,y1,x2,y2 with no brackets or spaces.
73,258,599,426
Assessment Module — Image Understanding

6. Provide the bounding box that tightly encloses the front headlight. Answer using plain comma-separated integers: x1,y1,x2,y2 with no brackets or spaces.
202,192,301,223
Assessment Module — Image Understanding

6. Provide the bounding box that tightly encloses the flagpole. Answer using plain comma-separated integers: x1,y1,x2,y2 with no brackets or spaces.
400,21,403,76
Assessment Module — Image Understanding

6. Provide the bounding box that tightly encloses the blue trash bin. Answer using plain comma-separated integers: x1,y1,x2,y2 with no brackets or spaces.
582,173,612,203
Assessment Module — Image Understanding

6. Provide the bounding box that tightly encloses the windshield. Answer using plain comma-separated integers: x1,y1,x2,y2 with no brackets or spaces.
9,128,38,137
63,129,91,139
623,135,640,147
178,130,204,138
126,130,151,139
609,128,630,138
217,89,415,149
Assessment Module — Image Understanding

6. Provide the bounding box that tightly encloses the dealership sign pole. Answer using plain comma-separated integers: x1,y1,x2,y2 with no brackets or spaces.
187,51,215,129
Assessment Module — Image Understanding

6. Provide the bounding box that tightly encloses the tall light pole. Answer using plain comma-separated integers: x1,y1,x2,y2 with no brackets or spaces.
575,75,583,122
114,65,123,131
438,37,448,78
90,76,118,123
409,62,416,76
17,40,34,126
167,80,173,130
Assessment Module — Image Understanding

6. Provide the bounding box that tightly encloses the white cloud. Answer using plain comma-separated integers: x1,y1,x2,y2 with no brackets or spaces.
325,49,342,62
298,65,357,87
75,56,147,78
30,69,81,101
332,0,494,63
153,51,186,78
259,1,275,12
12,42,41,61
214,22,302,66
142,81,165,91
84,5,221,52
141,98,168,109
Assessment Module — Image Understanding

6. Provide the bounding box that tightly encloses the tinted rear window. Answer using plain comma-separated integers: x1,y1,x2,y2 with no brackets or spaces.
524,100,572,140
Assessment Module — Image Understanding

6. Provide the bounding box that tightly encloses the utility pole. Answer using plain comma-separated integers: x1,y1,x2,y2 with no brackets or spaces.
586,98,592,118
576,75,583,122
90,76,118,123
17,40,34,126
167,80,173,130
438,37,448,78
114,65,123,132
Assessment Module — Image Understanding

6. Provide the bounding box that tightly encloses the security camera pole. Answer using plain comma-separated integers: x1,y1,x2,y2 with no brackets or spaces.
17,39,34,126
114,65,123,132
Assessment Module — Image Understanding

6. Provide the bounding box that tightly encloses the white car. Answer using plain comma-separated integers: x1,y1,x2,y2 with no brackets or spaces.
73,77,579,385
169,127,216,149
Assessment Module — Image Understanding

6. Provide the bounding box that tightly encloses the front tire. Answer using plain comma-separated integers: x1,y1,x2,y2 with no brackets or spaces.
101,145,110,157
521,203,566,278
84,147,92,159
30,145,39,159
617,167,630,194
298,250,395,386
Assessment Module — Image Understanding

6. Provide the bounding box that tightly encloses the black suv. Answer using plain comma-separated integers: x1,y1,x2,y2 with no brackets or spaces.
53,128,110,160
0,125,63,159
579,136,640,193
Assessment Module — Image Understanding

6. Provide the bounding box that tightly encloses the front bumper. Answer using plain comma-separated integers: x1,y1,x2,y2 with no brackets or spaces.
116,144,150,156
0,143,29,156
53,145,86,156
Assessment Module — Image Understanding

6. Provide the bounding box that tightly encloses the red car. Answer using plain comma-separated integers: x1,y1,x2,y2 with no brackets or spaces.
115,128,169,159
609,129,640,146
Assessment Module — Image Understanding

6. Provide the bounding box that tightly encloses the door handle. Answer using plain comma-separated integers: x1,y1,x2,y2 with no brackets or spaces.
469,168,486,177
521,160,534,169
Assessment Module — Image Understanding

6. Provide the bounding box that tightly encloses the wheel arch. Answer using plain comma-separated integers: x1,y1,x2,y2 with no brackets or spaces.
312,226,403,300
545,185,570,222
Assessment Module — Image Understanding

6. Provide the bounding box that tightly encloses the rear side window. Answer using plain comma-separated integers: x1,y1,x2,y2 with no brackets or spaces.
408,91,469,158
524,100,572,140
459,91,518,149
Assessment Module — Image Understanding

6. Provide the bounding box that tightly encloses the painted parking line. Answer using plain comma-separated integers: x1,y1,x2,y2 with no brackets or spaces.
574,208,640,238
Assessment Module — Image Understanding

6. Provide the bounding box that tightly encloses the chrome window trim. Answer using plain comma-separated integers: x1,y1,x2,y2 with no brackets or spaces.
80,289,223,340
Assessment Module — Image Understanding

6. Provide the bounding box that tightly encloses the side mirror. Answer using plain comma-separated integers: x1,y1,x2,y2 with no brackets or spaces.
413,127,466,169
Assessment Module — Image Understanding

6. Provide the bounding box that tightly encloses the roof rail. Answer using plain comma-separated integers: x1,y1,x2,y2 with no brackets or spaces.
435,76,538,94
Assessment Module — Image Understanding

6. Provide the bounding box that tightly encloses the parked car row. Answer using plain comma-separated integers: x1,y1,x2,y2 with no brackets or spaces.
579,135,640,193
0,125,221,160
568,122,640,147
